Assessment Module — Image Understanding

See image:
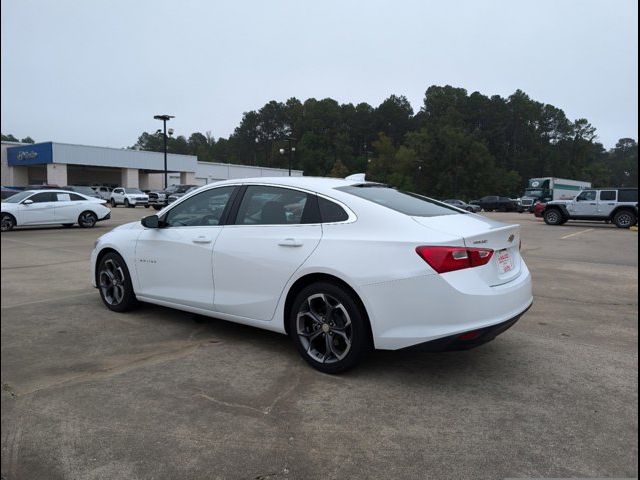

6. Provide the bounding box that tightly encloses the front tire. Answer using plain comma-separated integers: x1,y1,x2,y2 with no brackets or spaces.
110,199,116,207
1,213,16,232
97,252,138,312
544,209,564,225
289,282,371,374
124,199,131,208
78,211,98,228
613,210,636,229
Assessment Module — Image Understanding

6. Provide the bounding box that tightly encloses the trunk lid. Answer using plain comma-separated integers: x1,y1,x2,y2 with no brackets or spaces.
412,214,522,286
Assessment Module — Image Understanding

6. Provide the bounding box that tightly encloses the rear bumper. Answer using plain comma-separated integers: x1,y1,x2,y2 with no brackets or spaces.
360,261,533,350
398,304,530,352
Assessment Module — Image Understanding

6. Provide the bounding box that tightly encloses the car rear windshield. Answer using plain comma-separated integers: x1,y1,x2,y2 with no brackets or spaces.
336,185,461,217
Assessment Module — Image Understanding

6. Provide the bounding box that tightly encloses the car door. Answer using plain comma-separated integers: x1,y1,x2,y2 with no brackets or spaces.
571,190,598,216
112,188,124,203
17,192,59,225
212,185,322,321
597,190,617,217
134,185,237,309
51,192,78,223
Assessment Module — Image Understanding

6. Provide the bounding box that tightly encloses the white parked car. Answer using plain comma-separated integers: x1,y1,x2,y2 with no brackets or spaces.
2,190,111,231
93,186,113,200
91,177,532,373
109,188,149,208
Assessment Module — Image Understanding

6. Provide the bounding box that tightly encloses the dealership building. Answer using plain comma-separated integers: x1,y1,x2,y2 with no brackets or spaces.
1,141,302,189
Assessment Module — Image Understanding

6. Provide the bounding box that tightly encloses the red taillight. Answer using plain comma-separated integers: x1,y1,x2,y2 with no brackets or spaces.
415,246,494,274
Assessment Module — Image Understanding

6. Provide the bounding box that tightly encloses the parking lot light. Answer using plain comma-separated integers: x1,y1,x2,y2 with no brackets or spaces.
153,114,175,188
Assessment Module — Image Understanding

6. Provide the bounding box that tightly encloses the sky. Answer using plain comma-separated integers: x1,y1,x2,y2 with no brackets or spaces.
1,0,637,149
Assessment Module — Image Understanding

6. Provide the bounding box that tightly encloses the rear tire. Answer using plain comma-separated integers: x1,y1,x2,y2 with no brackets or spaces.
289,282,371,374
613,210,636,229
97,252,138,312
544,209,564,226
1,213,16,232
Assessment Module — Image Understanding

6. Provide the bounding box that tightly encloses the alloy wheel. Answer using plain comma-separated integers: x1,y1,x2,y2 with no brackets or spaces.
296,293,353,364
616,213,633,227
79,212,97,227
1,214,15,232
99,259,126,305
546,211,560,224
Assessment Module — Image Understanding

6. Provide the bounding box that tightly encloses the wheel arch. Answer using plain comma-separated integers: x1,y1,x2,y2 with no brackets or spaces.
283,272,373,344
609,206,637,220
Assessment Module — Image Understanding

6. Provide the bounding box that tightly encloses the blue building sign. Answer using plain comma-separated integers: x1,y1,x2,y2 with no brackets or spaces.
7,142,53,166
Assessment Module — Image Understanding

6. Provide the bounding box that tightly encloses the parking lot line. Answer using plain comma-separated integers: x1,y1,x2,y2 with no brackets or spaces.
560,228,594,240
1,291,95,310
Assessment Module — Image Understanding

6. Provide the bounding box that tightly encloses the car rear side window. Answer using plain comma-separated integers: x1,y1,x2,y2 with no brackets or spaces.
599,190,616,201
319,197,349,222
235,186,316,225
69,193,85,201
618,190,638,202
336,185,460,217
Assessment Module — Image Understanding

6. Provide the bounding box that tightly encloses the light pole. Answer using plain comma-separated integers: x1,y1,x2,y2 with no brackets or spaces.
279,137,296,176
154,114,174,188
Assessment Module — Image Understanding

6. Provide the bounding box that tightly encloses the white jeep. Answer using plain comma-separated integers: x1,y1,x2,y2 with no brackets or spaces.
543,188,638,228
109,188,149,208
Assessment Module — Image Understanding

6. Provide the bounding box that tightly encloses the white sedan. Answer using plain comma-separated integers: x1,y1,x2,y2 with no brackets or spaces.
90,177,532,373
1,189,111,231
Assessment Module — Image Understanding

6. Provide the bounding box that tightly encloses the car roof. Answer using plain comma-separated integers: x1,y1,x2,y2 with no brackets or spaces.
22,189,83,194
207,176,367,195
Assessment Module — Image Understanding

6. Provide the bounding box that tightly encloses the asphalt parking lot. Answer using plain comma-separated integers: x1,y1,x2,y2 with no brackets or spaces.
1,208,638,479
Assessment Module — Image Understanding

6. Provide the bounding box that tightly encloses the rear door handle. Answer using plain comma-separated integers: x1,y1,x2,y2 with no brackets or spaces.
278,238,303,247
192,235,212,244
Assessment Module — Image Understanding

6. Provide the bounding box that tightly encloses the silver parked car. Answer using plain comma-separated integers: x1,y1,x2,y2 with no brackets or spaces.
443,199,481,213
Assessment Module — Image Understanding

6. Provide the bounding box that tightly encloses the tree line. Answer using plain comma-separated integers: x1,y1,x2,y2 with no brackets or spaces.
4,85,637,200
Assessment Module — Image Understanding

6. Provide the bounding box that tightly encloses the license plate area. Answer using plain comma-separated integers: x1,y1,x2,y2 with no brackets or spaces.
496,249,514,274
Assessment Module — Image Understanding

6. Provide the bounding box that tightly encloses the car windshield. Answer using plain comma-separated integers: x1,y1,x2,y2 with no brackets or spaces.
524,189,543,197
3,191,32,203
337,185,461,217
124,188,143,194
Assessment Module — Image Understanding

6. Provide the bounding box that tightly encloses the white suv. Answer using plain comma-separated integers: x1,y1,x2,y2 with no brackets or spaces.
543,188,638,228
109,188,149,208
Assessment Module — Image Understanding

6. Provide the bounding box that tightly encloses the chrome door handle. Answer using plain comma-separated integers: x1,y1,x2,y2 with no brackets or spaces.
278,238,303,247
192,235,212,244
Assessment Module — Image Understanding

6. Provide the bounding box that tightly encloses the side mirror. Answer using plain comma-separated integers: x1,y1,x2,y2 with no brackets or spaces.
141,215,162,228
22,199,33,205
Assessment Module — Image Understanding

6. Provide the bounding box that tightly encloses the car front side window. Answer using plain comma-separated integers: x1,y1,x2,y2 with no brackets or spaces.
28,192,56,203
163,186,235,227
577,191,596,202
